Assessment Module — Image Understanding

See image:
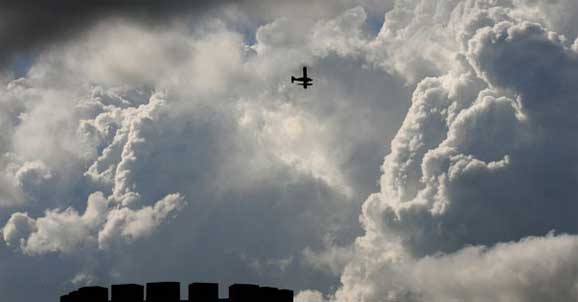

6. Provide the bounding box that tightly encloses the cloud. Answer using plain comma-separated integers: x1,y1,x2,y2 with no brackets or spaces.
2,212,36,248
98,193,185,249
0,0,387,70
0,0,234,67
295,289,326,302
339,233,578,302
0,4,409,301
335,1,578,301
2,191,185,254
4,1,578,301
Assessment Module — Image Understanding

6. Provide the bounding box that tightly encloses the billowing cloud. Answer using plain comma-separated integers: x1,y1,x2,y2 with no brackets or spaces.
295,289,326,302
3,0,578,302
339,234,578,302
335,1,578,302
3,191,184,254
0,3,407,301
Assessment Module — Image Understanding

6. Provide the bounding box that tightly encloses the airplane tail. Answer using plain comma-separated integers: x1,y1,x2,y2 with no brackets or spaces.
291,76,296,83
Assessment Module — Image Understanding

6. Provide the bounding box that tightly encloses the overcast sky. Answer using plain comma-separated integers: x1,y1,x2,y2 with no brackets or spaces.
2,0,578,301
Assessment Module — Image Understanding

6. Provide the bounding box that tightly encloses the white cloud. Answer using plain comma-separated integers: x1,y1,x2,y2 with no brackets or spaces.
295,289,326,302
310,6,369,57
339,233,578,302
0,3,409,301
335,1,578,301
4,1,578,302
2,191,184,255
98,193,185,249
2,212,36,248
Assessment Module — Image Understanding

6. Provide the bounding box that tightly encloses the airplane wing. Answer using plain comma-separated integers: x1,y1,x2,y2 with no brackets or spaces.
292,66,313,88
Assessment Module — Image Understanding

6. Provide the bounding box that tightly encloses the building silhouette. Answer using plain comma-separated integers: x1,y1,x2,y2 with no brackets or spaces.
189,283,218,302
61,287,108,302
79,287,108,302
111,284,144,302
277,289,293,302
60,282,294,302
229,284,260,302
146,282,180,302
260,287,279,302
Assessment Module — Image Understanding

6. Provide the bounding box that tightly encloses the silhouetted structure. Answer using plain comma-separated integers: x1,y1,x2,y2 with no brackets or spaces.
229,284,261,302
60,293,72,302
189,283,218,302
79,287,108,302
111,284,144,302
278,289,294,302
61,287,108,302
146,282,180,302
60,281,294,302
260,286,279,302
72,290,83,300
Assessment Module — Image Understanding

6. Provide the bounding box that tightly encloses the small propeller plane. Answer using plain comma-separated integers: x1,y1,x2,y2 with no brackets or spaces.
291,66,313,89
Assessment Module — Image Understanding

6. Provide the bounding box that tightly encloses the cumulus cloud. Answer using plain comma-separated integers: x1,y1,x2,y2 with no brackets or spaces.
98,193,185,249
3,0,578,302
295,289,326,302
335,1,578,301
339,234,578,302
2,191,184,254
0,3,408,301
2,212,36,248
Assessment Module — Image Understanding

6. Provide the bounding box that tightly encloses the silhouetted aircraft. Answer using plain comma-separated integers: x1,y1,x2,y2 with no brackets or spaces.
291,66,313,89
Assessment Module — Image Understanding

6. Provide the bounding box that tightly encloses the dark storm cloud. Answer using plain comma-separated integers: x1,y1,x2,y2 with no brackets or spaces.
0,0,239,67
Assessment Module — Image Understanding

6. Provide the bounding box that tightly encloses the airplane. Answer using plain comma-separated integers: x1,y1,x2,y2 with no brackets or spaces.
291,66,313,89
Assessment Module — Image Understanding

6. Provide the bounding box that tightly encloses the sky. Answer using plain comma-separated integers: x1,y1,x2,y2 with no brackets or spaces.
2,0,578,301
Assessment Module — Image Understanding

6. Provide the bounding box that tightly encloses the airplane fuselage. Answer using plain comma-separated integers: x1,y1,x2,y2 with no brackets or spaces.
291,66,313,89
